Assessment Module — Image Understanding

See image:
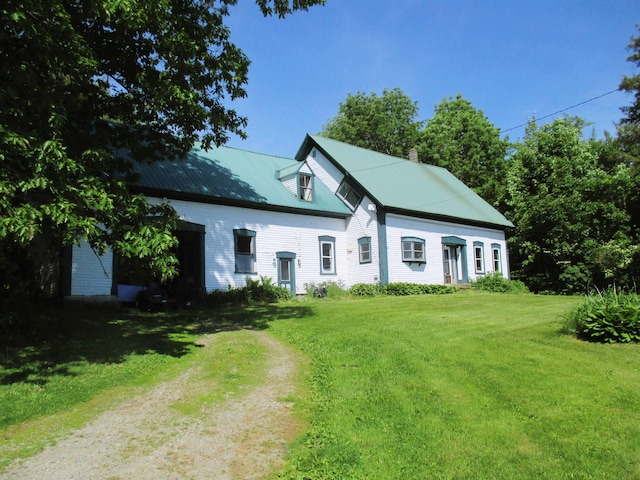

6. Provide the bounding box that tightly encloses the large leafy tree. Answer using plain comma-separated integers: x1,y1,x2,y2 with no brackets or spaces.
320,87,424,157
418,94,509,208
617,26,640,237
0,0,323,299
506,117,631,293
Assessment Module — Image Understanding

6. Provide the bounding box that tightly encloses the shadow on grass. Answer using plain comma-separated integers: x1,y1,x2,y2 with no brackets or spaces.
0,301,313,387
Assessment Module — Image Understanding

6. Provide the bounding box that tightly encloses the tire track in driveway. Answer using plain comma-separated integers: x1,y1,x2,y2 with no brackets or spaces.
0,330,302,480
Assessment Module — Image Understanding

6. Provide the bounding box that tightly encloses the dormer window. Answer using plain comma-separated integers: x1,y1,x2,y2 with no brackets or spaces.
298,173,313,202
337,180,362,210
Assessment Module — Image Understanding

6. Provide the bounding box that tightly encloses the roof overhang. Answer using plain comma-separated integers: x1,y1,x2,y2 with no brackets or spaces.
131,185,351,220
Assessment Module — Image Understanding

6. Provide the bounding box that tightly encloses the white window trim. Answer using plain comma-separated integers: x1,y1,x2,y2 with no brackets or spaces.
336,180,362,210
319,235,336,275
401,237,425,263
234,228,256,274
298,173,313,202
474,242,485,273
358,237,372,264
492,243,502,273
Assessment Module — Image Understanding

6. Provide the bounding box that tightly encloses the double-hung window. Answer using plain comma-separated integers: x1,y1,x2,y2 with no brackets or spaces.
492,243,502,273
358,237,371,264
402,237,425,263
474,241,485,273
337,180,362,210
319,235,336,274
234,229,256,273
298,173,313,202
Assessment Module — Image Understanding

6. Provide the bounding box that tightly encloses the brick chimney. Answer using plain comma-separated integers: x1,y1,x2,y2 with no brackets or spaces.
408,148,419,163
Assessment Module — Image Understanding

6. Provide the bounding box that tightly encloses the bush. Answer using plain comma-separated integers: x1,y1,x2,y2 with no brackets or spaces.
304,280,349,299
566,288,640,343
349,283,383,297
471,272,529,294
383,282,456,296
203,276,292,307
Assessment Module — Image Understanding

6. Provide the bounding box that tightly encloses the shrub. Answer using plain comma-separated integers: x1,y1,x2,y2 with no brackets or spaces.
203,276,292,307
304,280,348,299
471,272,529,294
383,282,456,296
349,283,383,297
566,288,640,343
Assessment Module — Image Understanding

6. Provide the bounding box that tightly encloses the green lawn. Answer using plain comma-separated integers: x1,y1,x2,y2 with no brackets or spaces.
269,292,640,479
2,292,640,479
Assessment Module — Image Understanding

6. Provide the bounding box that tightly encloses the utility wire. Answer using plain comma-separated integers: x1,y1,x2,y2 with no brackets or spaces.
501,88,621,133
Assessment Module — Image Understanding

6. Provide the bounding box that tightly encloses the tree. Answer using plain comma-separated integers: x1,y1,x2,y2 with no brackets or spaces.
506,117,631,293
0,0,324,301
418,94,509,208
617,25,640,238
320,88,424,157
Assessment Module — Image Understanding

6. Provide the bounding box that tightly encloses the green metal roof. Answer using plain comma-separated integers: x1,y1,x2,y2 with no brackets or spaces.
297,135,514,228
132,144,351,218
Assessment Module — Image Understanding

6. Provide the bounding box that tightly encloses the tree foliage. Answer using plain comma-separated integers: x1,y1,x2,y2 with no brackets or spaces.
506,117,633,293
320,87,423,157
0,0,324,300
419,94,509,207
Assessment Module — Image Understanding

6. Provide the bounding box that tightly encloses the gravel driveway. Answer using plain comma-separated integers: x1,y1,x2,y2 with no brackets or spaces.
0,331,300,480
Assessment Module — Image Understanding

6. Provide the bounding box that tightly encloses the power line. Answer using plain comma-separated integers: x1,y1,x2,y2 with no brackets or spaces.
501,88,621,134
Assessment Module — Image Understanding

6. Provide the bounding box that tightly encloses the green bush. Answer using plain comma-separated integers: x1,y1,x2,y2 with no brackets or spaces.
566,288,640,343
471,272,529,294
203,276,292,307
349,283,383,297
383,282,456,296
304,281,349,299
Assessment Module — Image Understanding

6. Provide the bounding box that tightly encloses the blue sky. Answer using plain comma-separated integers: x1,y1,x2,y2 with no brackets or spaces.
224,0,639,158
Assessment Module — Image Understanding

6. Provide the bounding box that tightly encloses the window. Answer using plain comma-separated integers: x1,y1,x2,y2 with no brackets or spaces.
402,237,425,263
358,237,371,264
298,173,313,202
337,180,362,210
319,235,336,274
492,243,501,273
234,229,256,273
474,242,484,273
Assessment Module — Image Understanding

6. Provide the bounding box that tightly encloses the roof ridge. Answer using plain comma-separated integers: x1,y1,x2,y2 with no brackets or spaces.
310,134,448,172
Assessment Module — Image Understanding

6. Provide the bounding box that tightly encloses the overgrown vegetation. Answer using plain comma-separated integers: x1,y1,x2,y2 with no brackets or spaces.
304,280,350,299
203,276,292,307
470,272,530,294
566,288,640,343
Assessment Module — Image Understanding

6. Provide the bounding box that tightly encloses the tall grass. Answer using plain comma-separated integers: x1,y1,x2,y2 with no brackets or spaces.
269,291,640,479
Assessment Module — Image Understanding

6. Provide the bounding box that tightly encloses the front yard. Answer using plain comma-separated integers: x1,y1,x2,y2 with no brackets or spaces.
2,291,640,479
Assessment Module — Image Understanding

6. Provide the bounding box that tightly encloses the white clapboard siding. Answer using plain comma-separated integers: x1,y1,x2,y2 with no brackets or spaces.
154,197,349,295
305,148,344,194
385,213,508,285
344,195,380,286
71,240,113,296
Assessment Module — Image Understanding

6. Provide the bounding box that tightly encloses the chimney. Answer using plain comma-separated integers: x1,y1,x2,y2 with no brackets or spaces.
408,148,419,163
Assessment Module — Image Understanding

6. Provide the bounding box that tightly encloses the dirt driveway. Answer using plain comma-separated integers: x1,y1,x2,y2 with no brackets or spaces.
0,331,301,480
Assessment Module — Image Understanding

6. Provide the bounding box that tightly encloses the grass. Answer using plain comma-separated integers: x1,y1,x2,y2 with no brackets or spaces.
3,292,640,479
268,291,640,479
0,301,313,469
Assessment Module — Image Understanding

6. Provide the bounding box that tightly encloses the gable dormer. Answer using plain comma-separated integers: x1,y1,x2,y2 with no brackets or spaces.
277,161,315,202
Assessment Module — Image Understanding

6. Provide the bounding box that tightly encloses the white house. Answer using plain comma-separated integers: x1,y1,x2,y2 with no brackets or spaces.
67,134,513,301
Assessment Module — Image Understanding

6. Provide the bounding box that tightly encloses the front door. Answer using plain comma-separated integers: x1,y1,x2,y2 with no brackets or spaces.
444,246,459,284
276,252,296,294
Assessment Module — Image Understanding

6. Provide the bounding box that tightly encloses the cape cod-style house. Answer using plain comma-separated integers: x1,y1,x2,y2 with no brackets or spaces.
68,134,513,301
